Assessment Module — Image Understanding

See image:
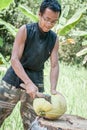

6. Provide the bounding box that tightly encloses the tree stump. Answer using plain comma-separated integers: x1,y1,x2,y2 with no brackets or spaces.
39,114,87,130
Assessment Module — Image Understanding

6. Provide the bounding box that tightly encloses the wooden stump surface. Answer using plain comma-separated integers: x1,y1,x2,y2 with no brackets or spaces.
39,114,87,130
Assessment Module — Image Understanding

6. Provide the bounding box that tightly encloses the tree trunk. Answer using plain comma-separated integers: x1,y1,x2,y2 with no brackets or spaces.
39,114,87,130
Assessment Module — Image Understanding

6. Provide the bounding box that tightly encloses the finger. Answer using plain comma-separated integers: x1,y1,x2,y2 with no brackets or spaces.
29,93,34,99
52,92,57,95
51,91,57,95
30,92,36,99
20,83,25,89
35,86,38,91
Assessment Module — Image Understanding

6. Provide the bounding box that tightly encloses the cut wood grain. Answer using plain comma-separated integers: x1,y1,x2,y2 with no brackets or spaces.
39,114,87,130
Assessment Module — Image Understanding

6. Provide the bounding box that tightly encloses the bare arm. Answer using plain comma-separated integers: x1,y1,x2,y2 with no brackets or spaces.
11,25,38,98
50,37,59,94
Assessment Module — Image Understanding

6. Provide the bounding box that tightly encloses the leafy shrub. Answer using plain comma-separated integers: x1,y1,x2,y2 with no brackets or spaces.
0,2,31,59
59,42,83,65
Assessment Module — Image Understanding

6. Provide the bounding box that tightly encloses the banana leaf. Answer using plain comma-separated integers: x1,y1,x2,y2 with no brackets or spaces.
0,53,7,65
0,0,14,11
71,30,87,37
82,41,87,46
18,5,38,22
76,48,87,57
0,19,17,37
0,37,3,47
58,7,87,36
58,0,61,5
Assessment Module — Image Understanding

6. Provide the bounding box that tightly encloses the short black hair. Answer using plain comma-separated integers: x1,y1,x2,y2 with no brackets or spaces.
40,0,61,16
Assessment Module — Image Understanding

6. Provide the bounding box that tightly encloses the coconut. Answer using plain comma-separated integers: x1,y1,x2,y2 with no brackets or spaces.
33,93,67,119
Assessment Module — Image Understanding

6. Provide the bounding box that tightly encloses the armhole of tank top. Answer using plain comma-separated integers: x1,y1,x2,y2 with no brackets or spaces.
55,36,59,45
54,32,57,43
25,24,28,42
52,32,57,48
49,32,57,55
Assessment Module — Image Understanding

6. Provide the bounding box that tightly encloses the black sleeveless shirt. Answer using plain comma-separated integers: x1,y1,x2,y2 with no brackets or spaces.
3,23,57,88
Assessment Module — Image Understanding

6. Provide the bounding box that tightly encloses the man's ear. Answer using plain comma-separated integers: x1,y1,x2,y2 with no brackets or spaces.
38,12,41,17
38,12,42,19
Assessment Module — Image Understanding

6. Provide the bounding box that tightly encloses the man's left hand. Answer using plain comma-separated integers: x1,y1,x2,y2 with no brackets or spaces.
51,89,58,95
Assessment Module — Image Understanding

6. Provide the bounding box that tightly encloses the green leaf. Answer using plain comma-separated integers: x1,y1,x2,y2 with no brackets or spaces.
60,5,70,19
59,5,70,26
0,53,7,65
76,48,87,57
82,41,87,46
0,0,14,11
71,30,87,37
82,55,87,65
58,0,61,5
58,7,87,36
0,19,17,37
0,37,3,47
19,5,38,22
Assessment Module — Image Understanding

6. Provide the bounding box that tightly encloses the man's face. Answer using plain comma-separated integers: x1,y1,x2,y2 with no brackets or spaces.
39,8,60,32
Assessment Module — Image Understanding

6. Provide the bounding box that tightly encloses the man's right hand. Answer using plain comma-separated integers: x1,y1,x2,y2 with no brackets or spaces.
26,83,38,99
20,83,38,99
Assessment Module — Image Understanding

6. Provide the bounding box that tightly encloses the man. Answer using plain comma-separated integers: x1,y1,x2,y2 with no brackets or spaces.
0,0,61,129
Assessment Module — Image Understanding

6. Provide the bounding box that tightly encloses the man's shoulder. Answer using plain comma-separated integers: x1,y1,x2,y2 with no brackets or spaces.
26,22,37,30
49,30,57,38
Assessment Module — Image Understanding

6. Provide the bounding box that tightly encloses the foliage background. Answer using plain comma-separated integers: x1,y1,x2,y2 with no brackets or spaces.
0,0,87,129
0,0,87,66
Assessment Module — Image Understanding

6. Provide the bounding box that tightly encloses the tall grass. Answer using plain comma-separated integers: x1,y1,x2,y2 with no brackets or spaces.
44,62,87,119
